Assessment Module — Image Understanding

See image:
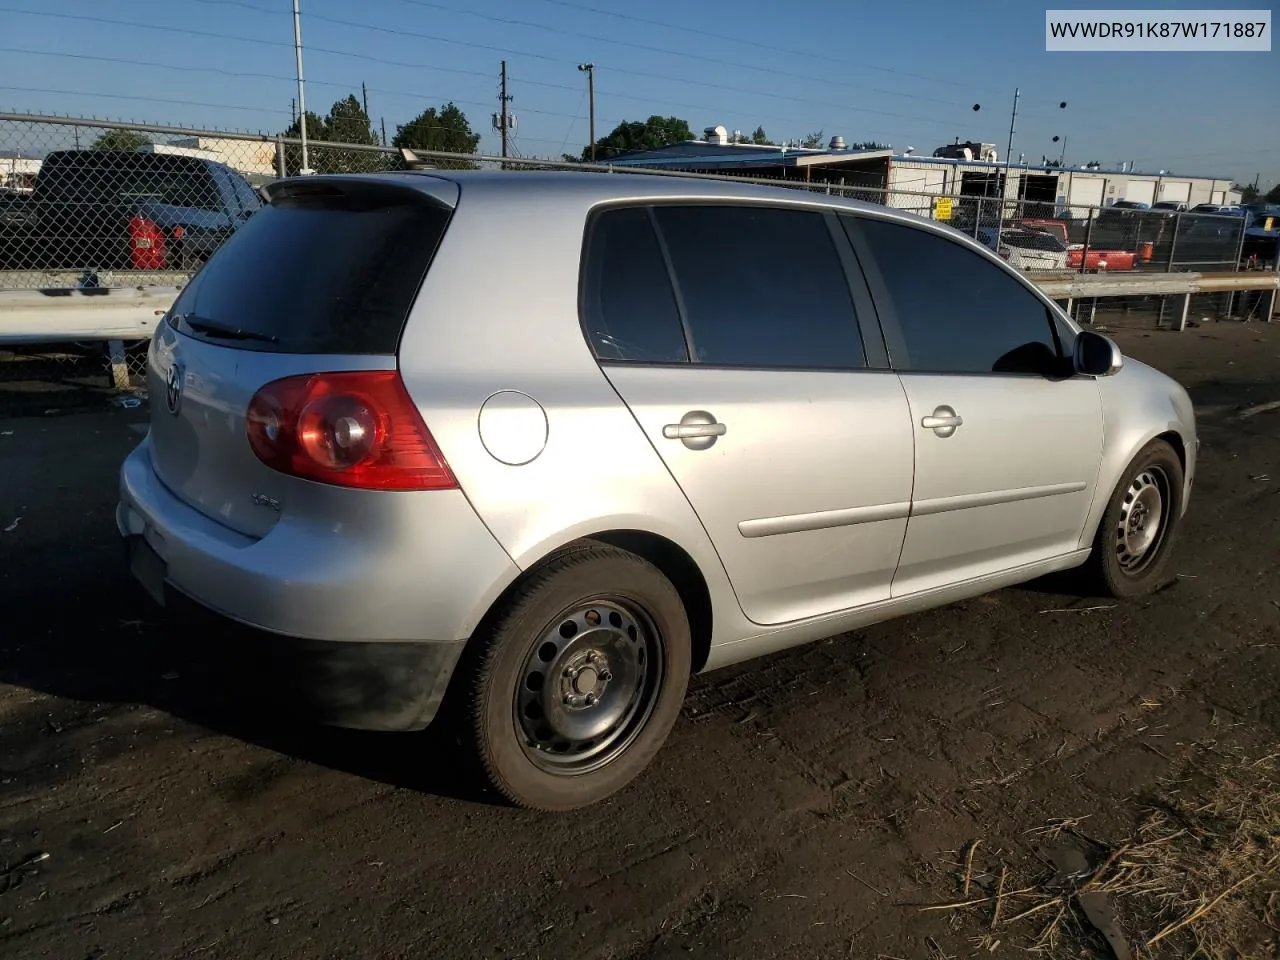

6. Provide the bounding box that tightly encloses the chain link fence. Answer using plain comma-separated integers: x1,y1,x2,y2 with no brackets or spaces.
1,112,1276,405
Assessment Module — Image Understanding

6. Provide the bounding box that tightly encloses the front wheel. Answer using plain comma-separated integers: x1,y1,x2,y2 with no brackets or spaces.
1084,439,1185,598
464,544,691,811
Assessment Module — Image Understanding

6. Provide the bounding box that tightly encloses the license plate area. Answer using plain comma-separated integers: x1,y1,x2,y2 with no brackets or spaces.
128,535,168,606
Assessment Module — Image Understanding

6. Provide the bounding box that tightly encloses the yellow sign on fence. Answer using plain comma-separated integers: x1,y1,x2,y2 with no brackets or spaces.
934,197,954,221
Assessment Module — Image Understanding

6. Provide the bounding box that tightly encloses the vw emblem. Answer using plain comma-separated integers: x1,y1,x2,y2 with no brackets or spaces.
165,362,185,416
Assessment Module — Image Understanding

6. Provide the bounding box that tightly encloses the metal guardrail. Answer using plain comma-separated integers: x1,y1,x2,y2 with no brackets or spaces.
2,272,1274,393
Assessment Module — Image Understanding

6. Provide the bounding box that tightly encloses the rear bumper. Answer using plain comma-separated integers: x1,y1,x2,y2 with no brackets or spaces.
117,434,521,730
123,553,464,731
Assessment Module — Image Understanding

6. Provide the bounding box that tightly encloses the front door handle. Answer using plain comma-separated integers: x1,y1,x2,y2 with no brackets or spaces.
663,410,726,450
921,405,963,438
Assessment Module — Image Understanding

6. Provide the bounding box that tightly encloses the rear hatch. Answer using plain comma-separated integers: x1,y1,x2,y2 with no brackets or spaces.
145,175,458,538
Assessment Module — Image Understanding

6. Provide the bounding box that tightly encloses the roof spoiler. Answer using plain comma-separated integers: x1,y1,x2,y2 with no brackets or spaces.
400,147,434,170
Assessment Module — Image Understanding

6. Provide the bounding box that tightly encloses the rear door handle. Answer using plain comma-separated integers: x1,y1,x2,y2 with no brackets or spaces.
663,411,726,450
921,405,963,438
662,422,726,439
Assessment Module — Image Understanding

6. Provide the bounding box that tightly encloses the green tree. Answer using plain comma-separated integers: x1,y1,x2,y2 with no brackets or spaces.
1238,183,1259,204
281,96,392,175
321,94,387,173
1264,183,1280,204
750,126,774,145
582,115,693,161
800,129,824,148
282,110,328,175
91,129,151,151
393,103,480,170
849,141,890,150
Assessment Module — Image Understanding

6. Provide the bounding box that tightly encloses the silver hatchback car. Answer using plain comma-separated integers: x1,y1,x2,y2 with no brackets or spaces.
118,171,1197,811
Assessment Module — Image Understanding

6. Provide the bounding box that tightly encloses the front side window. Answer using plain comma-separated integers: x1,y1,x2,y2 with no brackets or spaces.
652,204,866,369
851,216,1062,376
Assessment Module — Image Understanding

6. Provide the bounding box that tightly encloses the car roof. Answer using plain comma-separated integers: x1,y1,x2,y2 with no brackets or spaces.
309,169,897,217
43,149,221,171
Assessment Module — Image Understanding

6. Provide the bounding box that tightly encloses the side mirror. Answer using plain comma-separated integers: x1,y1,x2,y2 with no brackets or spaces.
1074,330,1123,377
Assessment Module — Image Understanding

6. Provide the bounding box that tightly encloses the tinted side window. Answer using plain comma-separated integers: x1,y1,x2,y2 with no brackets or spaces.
581,207,688,363
653,205,864,369
852,217,1061,375
228,169,264,215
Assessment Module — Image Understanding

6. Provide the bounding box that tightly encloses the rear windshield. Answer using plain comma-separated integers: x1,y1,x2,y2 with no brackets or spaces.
37,153,222,210
170,185,451,354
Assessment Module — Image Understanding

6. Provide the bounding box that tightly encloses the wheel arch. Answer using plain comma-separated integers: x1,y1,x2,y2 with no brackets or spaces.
1084,423,1190,550
468,529,714,676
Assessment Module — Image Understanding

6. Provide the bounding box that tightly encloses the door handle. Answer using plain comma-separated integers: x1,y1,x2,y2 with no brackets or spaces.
662,422,727,440
921,405,963,438
663,411,726,450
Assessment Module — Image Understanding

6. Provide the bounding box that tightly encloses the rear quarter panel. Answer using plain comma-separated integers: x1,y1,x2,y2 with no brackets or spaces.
396,184,747,647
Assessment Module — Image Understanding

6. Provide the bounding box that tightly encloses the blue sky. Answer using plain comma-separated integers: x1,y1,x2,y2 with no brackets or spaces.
2,0,1276,185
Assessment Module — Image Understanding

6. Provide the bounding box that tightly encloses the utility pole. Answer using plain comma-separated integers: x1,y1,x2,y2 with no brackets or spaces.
578,63,595,161
381,117,388,147
292,0,311,174
499,60,512,159
361,81,369,119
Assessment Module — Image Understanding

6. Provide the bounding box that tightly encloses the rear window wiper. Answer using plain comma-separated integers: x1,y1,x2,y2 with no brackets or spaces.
179,314,279,344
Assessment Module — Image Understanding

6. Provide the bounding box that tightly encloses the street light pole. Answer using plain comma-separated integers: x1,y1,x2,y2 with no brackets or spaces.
578,63,595,161
994,87,1020,253
292,0,312,174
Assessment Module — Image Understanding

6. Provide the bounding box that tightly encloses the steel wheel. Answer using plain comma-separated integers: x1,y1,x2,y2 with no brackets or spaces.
1086,439,1185,599
1114,466,1171,574
515,598,663,774
464,543,692,811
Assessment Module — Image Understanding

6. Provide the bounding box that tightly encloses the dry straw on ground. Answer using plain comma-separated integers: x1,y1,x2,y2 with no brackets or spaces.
917,744,1280,958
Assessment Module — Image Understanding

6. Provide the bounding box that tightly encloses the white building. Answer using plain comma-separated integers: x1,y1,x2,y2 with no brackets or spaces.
145,136,279,179
885,155,1240,219
0,152,42,192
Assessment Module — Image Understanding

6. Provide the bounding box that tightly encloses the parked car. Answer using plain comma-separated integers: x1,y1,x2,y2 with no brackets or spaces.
1150,201,1188,214
1101,200,1151,218
1000,220,1138,272
1067,245,1138,272
0,186,34,228
7,149,262,272
974,226,1069,271
1191,204,1245,216
118,172,1197,811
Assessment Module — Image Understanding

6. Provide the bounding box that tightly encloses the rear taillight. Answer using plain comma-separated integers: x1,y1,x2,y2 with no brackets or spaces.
129,215,166,270
246,371,457,491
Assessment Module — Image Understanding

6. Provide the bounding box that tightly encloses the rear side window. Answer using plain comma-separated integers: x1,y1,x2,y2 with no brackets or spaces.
580,207,689,363
172,185,450,354
652,204,866,369
229,170,264,215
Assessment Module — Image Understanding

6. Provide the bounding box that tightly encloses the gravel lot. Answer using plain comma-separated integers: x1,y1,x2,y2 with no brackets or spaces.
2,322,1278,960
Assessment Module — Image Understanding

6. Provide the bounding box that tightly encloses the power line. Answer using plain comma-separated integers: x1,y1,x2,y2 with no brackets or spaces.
524,0,1009,94
0,45,917,144
370,0,971,109
184,0,979,120
0,85,291,117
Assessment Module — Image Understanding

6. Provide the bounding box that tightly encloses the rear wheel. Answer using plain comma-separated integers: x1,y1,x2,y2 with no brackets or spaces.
1084,439,1184,598
464,544,691,811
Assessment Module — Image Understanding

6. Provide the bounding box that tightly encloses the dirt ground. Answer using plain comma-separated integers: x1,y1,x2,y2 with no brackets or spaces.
2,322,1278,960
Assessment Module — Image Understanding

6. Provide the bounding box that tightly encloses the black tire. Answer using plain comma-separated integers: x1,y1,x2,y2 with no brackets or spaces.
464,544,691,812
1084,439,1185,598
